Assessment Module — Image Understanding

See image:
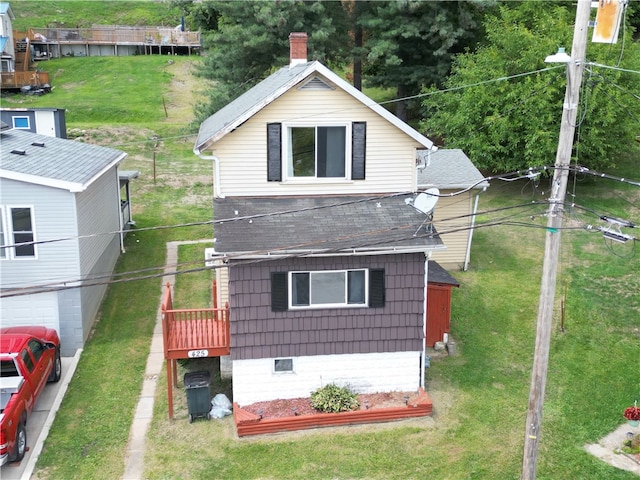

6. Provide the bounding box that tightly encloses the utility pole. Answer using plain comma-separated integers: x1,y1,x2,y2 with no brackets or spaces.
521,1,592,479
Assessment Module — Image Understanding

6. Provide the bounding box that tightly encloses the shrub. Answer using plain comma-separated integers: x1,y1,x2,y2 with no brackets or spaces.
310,383,360,413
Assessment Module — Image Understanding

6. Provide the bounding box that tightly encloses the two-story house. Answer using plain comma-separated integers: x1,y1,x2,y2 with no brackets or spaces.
192,33,482,407
0,125,132,355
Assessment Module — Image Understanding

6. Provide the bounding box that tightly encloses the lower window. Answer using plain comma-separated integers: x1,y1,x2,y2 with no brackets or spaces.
290,269,366,308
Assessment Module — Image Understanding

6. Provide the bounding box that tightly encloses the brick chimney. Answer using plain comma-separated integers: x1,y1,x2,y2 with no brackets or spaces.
289,32,307,67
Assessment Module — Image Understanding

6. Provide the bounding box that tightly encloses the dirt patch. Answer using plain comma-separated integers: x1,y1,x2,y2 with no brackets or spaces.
240,391,422,420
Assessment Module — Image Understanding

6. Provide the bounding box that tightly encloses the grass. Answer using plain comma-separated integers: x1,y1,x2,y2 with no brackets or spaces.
10,0,182,31
12,5,638,478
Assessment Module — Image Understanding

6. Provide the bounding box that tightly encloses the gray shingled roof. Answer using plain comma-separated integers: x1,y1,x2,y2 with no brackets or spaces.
213,194,444,256
194,62,312,152
428,260,459,286
194,60,434,154
417,149,489,190
0,129,126,191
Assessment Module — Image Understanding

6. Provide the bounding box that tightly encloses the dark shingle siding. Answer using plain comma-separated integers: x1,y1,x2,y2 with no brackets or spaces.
229,253,425,360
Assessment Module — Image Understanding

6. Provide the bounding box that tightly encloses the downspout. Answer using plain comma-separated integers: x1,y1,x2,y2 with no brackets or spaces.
463,187,485,271
421,252,431,390
197,153,224,198
116,168,125,253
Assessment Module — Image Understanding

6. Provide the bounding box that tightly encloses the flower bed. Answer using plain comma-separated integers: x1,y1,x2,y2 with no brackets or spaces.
233,388,433,436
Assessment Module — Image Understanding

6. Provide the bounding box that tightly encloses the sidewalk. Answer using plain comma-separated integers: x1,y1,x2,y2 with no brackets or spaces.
121,239,211,480
585,422,640,475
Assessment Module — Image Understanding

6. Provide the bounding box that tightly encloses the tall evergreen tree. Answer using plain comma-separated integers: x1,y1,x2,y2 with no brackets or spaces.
358,0,491,121
188,0,350,120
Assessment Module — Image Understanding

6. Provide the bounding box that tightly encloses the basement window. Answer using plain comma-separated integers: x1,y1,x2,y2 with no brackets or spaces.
274,358,294,373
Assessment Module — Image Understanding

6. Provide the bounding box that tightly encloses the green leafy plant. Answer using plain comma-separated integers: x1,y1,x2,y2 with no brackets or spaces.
310,384,360,413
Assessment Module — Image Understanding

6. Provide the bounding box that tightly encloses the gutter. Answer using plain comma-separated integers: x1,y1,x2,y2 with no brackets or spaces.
421,252,431,390
195,153,224,198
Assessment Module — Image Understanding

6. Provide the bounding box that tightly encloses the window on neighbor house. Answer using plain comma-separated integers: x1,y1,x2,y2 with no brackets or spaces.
271,268,385,311
1,206,37,259
267,122,366,182
12,116,30,129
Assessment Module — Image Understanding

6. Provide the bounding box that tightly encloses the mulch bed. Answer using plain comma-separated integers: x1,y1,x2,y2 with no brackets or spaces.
240,391,420,420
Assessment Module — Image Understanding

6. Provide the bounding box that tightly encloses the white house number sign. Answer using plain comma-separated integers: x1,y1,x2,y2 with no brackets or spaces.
188,349,208,358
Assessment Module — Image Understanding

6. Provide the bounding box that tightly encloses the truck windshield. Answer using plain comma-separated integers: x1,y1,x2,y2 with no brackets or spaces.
0,359,20,377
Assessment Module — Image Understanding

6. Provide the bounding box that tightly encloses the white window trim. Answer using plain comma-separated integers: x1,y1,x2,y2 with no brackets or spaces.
273,358,295,374
12,116,31,130
282,121,352,182
288,268,368,310
1,205,38,260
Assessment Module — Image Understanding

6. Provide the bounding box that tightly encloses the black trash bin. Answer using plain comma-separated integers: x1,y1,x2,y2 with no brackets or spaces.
184,370,211,423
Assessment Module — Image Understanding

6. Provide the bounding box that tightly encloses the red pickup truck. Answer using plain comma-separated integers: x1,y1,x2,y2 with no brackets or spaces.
0,326,61,465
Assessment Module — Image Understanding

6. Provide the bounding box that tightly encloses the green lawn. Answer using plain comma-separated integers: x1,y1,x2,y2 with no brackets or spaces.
11,22,638,480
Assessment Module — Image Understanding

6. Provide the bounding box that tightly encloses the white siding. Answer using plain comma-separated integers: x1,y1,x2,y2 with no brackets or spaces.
430,190,476,270
210,85,421,197
0,178,81,287
0,291,60,333
232,351,421,405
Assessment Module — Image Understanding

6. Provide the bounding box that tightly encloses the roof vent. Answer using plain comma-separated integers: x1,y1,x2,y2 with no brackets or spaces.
31,141,45,147
300,76,333,91
10,149,26,155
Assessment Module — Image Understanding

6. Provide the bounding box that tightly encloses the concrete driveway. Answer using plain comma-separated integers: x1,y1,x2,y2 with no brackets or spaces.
1,351,81,480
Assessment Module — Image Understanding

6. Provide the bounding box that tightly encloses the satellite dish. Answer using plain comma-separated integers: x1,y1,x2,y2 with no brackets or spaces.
413,188,439,215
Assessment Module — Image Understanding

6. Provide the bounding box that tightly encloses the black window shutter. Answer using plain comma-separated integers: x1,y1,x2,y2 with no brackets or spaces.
369,268,385,307
267,123,282,182
351,122,366,180
271,272,288,311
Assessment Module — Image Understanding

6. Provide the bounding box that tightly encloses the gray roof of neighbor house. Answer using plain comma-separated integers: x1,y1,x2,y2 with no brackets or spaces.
0,128,126,192
194,60,434,154
417,149,489,190
213,194,444,257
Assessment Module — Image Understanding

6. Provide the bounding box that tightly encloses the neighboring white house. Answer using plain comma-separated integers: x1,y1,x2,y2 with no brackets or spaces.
193,33,485,406
0,126,130,355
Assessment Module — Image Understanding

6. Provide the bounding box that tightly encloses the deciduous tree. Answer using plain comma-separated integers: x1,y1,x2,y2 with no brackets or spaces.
421,1,640,173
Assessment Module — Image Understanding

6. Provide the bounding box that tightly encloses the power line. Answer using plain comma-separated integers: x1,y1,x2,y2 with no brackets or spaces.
2,198,632,298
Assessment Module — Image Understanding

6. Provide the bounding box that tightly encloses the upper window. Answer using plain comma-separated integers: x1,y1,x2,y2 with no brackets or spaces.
0,206,37,259
287,126,346,178
271,268,385,311
267,122,366,182
12,116,30,129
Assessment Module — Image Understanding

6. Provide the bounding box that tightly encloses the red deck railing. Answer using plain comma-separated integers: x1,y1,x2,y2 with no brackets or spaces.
160,281,230,418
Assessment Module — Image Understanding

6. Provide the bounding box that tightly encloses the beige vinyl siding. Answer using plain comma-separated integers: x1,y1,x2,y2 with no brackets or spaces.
209,82,421,196
430,190,476,270
216,262,229,307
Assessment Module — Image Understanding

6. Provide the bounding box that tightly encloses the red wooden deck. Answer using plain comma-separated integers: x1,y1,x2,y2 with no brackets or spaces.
161,282,230,418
